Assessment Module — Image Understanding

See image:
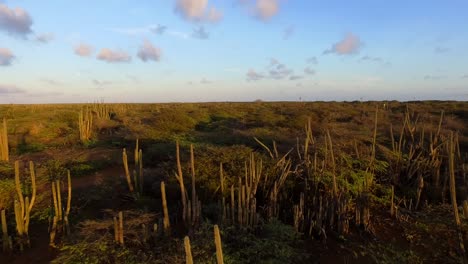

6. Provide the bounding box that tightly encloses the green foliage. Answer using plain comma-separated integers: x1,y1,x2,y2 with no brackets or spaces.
52,239,141,264
44,159,67,181
223,219,308,263
0,178,15,209
16,142,45,154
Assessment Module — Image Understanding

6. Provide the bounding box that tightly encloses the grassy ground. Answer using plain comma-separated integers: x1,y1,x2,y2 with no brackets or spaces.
0,101,467,263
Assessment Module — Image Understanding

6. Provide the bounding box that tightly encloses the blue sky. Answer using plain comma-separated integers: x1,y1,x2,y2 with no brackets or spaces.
0,0,467,103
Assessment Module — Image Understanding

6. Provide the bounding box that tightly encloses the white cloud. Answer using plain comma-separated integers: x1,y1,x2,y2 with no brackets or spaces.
289,75,302,80
304,67,315,75
283,25,294,40
175,0,223,23
192,26,209,39
324,33,362,55
35,32,54,43
255,0,279,21
306,57,317,64
97,48,131,63
0,47,14,66
151,24,167,35
246,69,264,81
74,43,94,57
137,40,162,62
0,84,26,94
0,3,33,37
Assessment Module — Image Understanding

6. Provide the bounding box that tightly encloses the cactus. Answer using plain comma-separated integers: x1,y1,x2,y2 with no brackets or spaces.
448,132,466,261
122,139,143,195
113,216,119,243
161,182,170,234
118,211,124,245
122,148,134,192
0,118,9,161
49,169,72,246
175,141,187,222
184,236,193,264
78,107,93,143
1,209,9,252
13,161,36,250
213,225,224,264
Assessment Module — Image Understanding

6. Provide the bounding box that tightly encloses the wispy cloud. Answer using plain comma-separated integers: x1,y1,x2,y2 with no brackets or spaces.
246,69,265,81
434,46,450,54
0,84,26,94
35,32,54,43
175,0,223,23
462,74,468,79
270,58,279,66
40,78,63,86
267,59,293,79
323,33,362,55
360,55,382,62
167,30,190,39
269,63,293,79
92,79,113,86
424,75,446,80
200,78,211,84
306,56,317,64
289,75,302,81
283,25,294,40
192,26,209,39
137,40,161,62
74,43,94,57
97,48,131,63
127,75,139,83
0,3,33,37
109,24,164,36
304,67,315,75
0,47,14,66
151,24,167,35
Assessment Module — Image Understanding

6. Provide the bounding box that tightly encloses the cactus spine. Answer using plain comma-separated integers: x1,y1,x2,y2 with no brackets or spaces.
0,118,9,161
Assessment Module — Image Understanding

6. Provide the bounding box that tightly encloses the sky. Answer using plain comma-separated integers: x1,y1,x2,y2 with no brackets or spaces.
0,0,467,103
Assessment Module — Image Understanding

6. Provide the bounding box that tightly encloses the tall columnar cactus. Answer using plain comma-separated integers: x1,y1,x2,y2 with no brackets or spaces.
49,170,72,246
175,141,187,222
122,148,134,192
161,181,170,234
113,211,124,246
184,236,194,264
78,107,93,143
122,139,144,195
448,132,466,261
1,209,12,252
214,225,224,264
13,161,36,251
0,118,9,161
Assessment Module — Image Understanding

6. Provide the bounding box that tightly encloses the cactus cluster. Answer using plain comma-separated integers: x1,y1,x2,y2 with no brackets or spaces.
49,170,72,247
13,161,37,251
78,107,93,143
122,139,144,195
